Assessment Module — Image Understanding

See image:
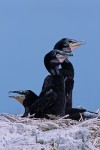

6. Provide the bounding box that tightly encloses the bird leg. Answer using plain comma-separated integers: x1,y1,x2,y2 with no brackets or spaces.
79,113,84,121
22,107,30,118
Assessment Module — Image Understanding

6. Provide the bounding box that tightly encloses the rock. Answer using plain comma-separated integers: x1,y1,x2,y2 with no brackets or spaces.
0,113,100,150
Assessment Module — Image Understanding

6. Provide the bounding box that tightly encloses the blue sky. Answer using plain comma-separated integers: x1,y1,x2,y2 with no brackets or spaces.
0,0,100,114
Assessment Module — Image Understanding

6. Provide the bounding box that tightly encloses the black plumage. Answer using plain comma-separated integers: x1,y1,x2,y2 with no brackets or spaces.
30,75,66,118
44,50,60,75
30,38,82,117
41,38,84,118
53,38,72,51
44,50,72,75
65,108,86,121
60,60,74,109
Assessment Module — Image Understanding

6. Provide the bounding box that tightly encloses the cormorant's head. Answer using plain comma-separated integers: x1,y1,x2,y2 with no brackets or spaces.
9,90,38,105
55,50,73,63
54,38,85,52
8,90,32,104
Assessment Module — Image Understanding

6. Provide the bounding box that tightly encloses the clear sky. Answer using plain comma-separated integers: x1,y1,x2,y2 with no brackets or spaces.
0,0,100,114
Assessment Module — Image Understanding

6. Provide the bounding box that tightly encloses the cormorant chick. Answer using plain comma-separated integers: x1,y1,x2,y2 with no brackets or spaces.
9,90,38,117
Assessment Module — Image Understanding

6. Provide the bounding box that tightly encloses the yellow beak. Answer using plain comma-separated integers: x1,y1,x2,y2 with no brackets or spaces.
69,40,86,51
9,96,25,104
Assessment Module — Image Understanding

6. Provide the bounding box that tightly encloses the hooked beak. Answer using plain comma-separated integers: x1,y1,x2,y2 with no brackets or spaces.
9,90,28,95
9,90,27,104
69,40,86,51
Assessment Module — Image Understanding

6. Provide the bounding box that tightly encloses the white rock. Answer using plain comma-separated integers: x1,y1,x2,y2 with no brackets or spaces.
0,113,100,150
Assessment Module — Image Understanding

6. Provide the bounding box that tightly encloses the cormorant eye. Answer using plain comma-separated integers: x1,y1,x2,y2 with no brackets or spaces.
63,43,69,47
69,41,72,43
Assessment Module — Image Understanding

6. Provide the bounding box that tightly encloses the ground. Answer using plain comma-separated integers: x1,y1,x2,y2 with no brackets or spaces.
0,113,100,150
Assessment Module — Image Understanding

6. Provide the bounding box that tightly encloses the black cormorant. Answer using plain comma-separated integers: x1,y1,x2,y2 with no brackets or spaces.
44,38,84,75
53,38,85,52
29,74,66,118
9,90,38,117
44,50,72,75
